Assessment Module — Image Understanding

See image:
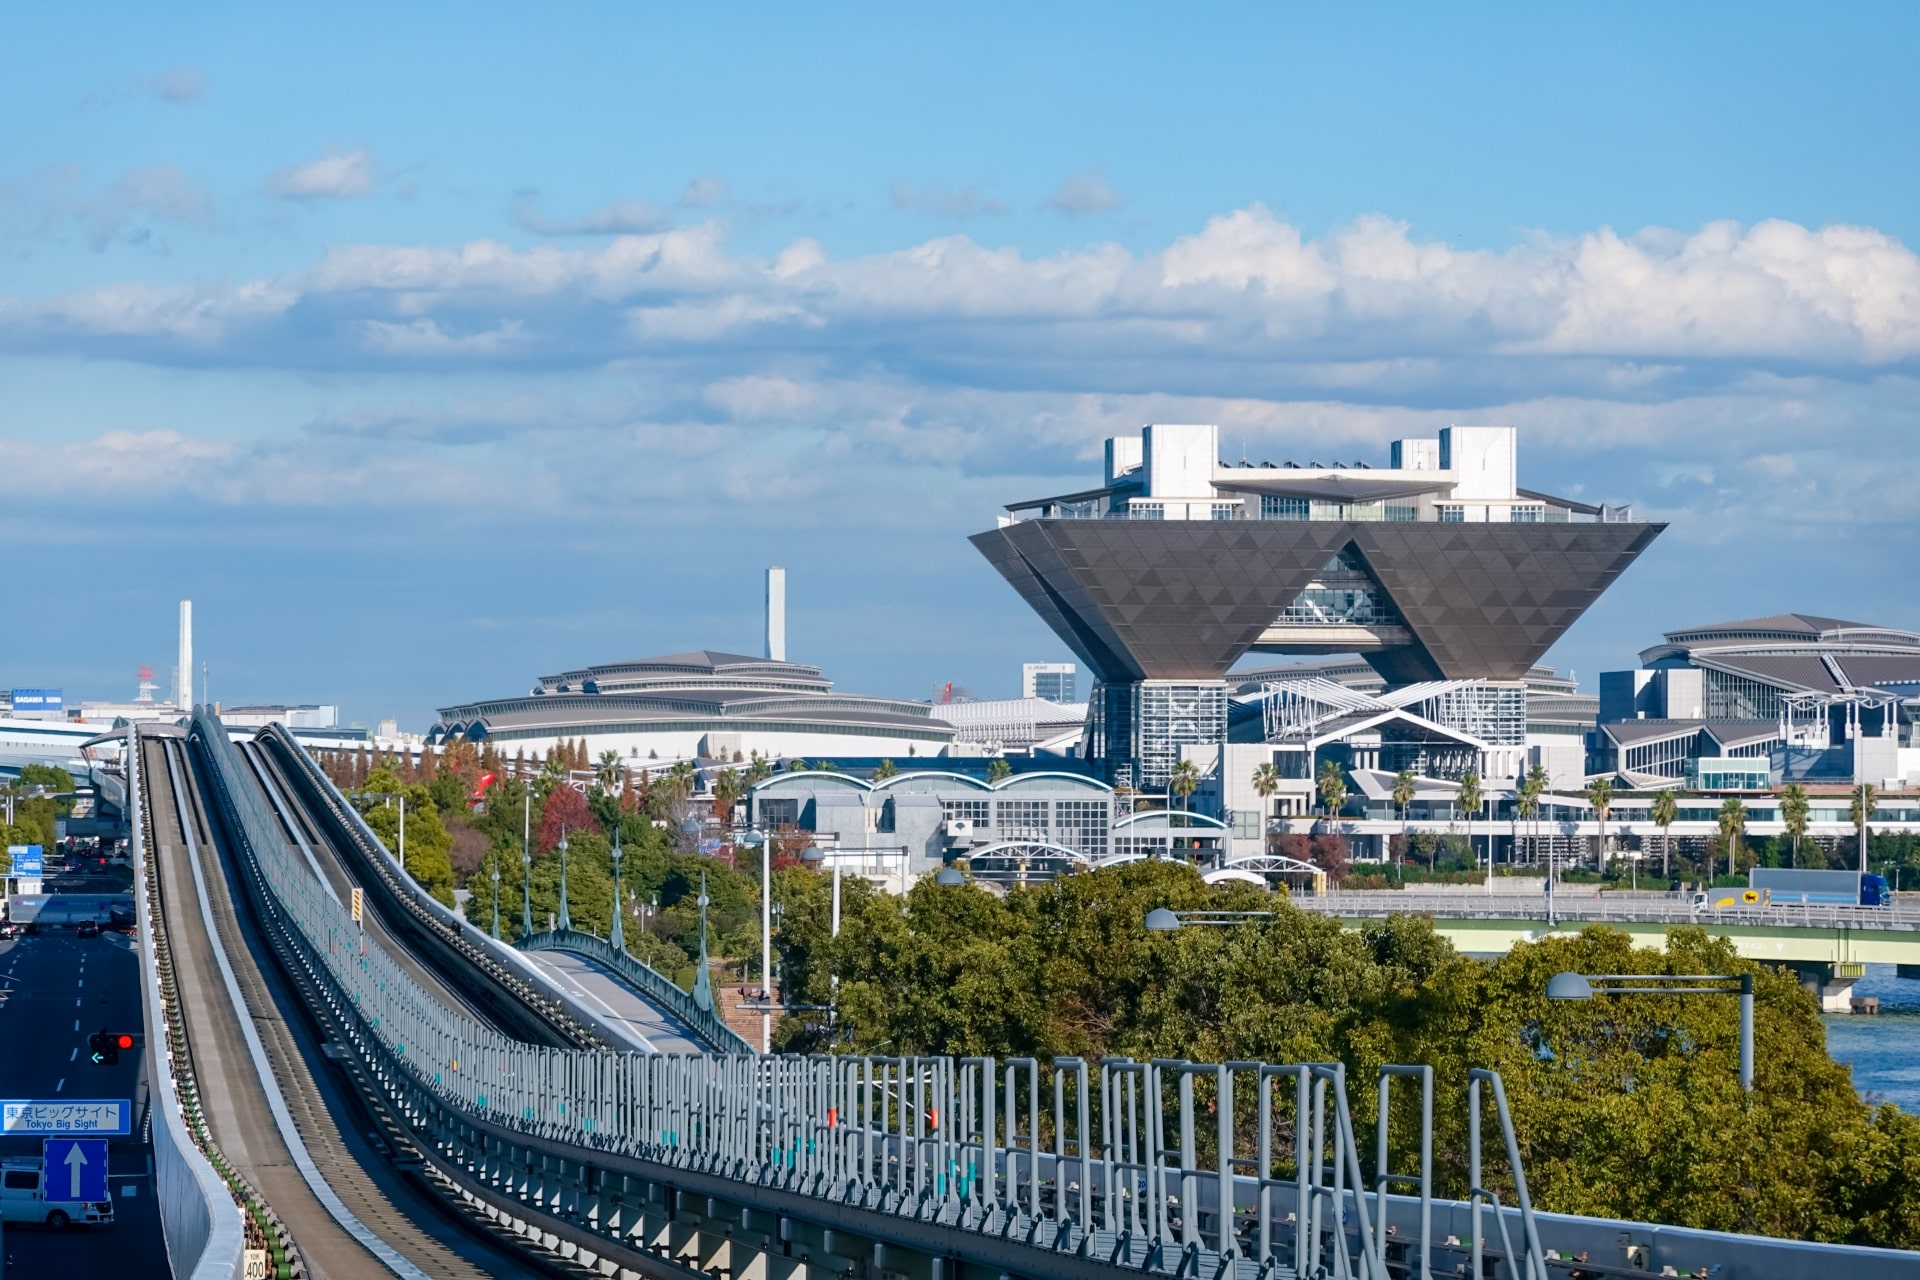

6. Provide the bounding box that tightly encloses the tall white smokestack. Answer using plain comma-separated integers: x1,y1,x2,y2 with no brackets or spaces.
178,600,193,711
765,566,786,662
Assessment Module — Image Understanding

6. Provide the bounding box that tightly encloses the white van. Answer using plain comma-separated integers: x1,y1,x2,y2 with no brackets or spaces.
0,1157,115,1229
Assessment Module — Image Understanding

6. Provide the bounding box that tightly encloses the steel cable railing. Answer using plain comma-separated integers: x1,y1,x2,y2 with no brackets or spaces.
193,709,1561,1280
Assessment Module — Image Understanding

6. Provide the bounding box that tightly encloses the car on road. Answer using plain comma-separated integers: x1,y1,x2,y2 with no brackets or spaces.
0,1157,115,1230
75,920,99,938
0,921,17,940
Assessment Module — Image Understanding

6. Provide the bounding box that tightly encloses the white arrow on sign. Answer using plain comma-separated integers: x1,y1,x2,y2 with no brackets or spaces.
64,1141,87,1198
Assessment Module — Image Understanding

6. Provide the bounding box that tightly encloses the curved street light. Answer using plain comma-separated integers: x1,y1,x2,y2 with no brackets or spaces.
1547,970,1753,1090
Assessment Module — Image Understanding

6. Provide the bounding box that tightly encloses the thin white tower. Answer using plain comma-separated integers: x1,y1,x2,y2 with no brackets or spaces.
178,600,194,711
765,566,786,662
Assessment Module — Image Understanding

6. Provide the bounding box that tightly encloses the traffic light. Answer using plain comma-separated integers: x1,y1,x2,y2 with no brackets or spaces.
87,1030,133,1066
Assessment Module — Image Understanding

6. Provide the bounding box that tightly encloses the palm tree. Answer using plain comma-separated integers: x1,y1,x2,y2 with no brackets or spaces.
711,767,746,823
595,749,624,792
986,758,1013,783
1524,763,1548,867
872,759,899,781
745,756,774,787
1169,759,1201,811
1316,759,1348,820
1391,768,1417,871
1252,762,1281,833
1516,783,1542,870
1585,777,1614,873
1456,772,1484,874
1650,788,1678,880
1780,783,1809,869
1718,796,1748,881
1851,783,1879,875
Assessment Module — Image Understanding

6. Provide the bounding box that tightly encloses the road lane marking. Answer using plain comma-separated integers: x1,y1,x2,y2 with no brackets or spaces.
73,1019,80,1031
70,1048,77,1061
55,1078,64,1092
75,997,81,1007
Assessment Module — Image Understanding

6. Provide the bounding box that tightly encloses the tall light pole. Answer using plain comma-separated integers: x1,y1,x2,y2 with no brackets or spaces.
520,788,533,940
1548,970,1754,1090
609,825,625,951
490,842,501,940
557,828,571,933
761,829,772,1053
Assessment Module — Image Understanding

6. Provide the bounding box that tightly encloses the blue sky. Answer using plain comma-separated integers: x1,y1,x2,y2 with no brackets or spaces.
3,3,1918,726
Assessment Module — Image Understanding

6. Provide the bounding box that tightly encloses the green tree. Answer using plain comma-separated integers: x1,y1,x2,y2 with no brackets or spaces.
1316,758,1347,818
1851,784,1878,873
1251,761,1281,829
1651,788,1678,879
1517,774,1543,869
357,768,456,905
1456,771,1484,872
1585,776,1614,872
1717,795,1748,881
986,758,1013,783
871,759,898,781
1168,758,1201,811
1780,784,1810,869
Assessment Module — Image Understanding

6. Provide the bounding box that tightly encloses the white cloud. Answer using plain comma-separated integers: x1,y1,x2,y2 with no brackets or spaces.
0,163,216,251
510,194,672,236
1044,171,1124,217
889,180,1009,219
265,146,379,200
680,175,729,208
147,67,207,104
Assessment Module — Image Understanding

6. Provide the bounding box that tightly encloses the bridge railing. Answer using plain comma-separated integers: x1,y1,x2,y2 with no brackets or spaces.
128,726,248,1279
1300,891,1920,929
522,927,756,1055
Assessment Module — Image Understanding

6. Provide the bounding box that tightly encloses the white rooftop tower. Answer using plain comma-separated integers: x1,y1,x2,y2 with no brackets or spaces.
177,600,194,711
765,566,786,662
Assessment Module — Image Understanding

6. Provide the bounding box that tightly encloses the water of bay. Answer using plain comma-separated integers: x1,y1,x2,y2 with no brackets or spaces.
1823,965,1920,1113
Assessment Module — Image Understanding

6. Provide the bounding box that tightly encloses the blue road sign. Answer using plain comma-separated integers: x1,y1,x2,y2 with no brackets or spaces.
42,1137,108,1203
0,1100,131,1135
7,845,43,876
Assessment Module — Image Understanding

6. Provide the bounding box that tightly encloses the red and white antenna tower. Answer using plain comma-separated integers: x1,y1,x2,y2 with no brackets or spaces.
136,665,158,705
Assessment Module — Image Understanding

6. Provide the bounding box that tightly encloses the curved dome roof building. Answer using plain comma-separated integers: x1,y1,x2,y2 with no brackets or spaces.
431,650,954,762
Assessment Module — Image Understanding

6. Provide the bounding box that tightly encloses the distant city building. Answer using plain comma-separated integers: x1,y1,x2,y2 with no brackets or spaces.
1596,614,1920,787
1022,662,1077,703
974,422,1660,793
930,697,1087,754
220,704,339,730
6,689,64,722
432,650,955,762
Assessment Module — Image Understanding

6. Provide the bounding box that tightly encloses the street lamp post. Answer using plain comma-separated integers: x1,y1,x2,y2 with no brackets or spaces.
1144,907,1275,931
520,789,533,940
609,825,625,952
1547,970,1754,1090
490,844,501,940
556,828,571,933
743,828,773,1053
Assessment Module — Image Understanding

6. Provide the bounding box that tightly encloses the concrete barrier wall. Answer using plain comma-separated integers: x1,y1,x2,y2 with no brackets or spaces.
130,727,247,1280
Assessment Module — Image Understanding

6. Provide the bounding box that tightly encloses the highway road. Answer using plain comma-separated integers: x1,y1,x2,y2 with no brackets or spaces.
0,927,168,1278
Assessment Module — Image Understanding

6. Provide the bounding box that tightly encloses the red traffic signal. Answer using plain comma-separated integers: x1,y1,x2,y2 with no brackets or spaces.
87,1030,133,1065
115,1033,134,1051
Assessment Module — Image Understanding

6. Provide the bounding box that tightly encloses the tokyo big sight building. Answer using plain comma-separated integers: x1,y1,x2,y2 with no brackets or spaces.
971,423,1663,790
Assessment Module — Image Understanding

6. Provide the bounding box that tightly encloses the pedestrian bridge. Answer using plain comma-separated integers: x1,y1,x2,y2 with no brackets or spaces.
1292,890,1920,1009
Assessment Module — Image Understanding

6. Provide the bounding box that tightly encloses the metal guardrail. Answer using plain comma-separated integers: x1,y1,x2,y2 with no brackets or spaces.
1300,891,1920,931
522,928,756,1056
127,728,253,1279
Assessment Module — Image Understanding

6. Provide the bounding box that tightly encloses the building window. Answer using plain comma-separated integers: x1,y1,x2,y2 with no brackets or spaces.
1437,504,1465,523
1210,503,1241,521
758,798,801,828
1385,504,1417,522
1129,503,1164,521
942,799,990,828
1508,504,1545,524
1053,799,1110,857
996,800,1049,836
1261,495,1309,520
